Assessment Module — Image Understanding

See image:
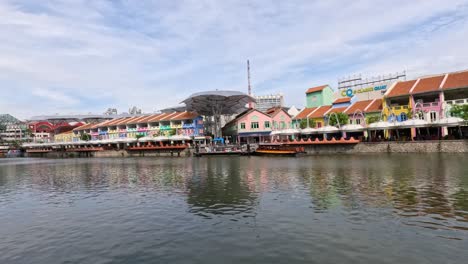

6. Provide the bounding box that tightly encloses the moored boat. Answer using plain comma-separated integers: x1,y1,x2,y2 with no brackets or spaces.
254,143,304,156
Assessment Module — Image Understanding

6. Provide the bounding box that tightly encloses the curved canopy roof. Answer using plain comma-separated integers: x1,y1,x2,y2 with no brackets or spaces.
182,90,255,116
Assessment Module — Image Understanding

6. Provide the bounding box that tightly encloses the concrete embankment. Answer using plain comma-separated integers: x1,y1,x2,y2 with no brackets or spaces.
24,140,468,158
303,140,468,154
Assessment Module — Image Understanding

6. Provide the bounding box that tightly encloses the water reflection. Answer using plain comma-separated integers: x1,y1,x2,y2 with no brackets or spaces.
187,158,257,218
0,155,467,264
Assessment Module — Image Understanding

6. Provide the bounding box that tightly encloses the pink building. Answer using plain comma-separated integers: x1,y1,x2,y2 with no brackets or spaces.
222,108,292,144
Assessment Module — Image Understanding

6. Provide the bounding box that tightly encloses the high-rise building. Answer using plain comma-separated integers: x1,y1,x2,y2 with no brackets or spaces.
253,94,284,112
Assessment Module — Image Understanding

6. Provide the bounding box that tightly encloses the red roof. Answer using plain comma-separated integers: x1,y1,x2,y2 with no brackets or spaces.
333,97,351,104
308,105,332,118
294,107,318,120
325,106,348,115
442,70,468,90
306,85,328,94
411,75,444,94
387,80,416,97
171,112,199,120
344,99,374,114
73,123,95,131
365,99,382,113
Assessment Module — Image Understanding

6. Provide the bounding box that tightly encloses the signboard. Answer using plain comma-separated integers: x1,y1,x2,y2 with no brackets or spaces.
341,85,387,97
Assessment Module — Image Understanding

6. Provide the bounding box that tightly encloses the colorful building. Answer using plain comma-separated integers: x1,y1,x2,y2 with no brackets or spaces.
73,111,204,142
222,107,292,143
305,85,334,108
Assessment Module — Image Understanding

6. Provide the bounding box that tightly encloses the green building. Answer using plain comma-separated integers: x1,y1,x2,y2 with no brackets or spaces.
305,85,334,108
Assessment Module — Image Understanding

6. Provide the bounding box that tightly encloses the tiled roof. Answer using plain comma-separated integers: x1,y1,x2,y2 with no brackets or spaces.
364,99,382,113
171,112,199,120
333,97,351,104
103,117,126,126
344,99,374,114
308,105,332,118
73,123,95,131
306,85,328,94
411,75,444,94
386,80,416,98
325,106,348,115
293,107,317,120
442,70,468,90
160,112,180,121
147,113,167,122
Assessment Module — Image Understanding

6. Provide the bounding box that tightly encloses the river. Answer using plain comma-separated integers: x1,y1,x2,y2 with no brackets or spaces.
1,155,467,263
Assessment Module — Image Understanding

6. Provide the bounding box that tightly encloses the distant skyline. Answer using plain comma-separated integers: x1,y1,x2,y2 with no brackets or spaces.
1,0,468,119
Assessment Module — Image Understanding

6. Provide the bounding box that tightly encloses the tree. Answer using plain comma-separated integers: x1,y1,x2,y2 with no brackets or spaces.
366,115,380,124
327,112,349,126
135,134,145,140
80,133,91,141
450,104,468,120
299,118,316,129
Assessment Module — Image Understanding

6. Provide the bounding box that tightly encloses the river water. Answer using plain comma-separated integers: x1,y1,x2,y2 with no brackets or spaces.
0,155,467,264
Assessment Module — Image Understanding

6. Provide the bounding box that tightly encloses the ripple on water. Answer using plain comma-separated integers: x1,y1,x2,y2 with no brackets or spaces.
0,156,467,264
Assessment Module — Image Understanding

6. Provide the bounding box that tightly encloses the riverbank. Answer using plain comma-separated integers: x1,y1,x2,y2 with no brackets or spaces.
21,140,468,158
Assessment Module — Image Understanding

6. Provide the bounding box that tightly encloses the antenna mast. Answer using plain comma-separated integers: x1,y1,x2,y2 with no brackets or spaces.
247,60,252,108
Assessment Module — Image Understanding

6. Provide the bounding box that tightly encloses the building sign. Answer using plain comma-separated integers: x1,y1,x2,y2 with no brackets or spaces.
341,85,387,97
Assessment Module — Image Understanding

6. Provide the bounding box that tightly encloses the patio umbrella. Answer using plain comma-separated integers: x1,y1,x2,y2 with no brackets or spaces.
301,127,318,134
340,124,366,132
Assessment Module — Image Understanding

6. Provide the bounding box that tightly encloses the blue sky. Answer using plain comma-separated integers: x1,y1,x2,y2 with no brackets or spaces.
1,0,468,119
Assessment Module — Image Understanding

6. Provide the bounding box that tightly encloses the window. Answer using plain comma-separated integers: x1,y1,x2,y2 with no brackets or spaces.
430,111,437,122
280,121,286,129
356,119,361,125
400,113,407,121
317,122,322,128
251,122,259,129
264,121,270,128
240,123,245,129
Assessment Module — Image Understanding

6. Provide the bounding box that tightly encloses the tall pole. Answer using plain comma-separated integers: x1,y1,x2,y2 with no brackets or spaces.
247,60,252,109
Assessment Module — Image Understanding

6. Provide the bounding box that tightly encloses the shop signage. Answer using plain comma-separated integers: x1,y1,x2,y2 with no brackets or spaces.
341,85,387,97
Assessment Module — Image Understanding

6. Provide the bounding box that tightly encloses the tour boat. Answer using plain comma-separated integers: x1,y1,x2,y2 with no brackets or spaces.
254,143,305,156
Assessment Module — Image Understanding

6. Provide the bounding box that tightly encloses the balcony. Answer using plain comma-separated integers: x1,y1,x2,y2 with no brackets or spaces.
391,105,409,111
445,98,468,106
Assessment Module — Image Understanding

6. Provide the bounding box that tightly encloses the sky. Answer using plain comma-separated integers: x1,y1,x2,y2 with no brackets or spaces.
1,0,468,119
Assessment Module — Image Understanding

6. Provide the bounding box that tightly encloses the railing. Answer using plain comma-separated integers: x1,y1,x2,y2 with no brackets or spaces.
446,98,468,105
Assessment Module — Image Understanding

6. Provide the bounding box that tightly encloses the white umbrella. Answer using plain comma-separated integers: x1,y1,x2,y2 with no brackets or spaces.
138,136,154,142
301,127,318,134
270,130,281,136
316,126,340,134
340,124,366,132
432,117,465,127
123,138,137,143
154,136,170,141
368,121,396,130
277,129,301,135
396,119,429,129
170,135,191,141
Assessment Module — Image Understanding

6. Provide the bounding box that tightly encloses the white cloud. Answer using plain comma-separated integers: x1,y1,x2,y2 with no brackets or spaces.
0,0,467,119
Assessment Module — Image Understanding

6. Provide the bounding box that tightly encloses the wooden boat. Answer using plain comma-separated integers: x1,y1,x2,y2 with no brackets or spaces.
254,143,305,156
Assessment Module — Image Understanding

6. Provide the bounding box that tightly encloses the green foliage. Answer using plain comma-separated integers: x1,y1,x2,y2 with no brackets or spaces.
80,133,91,141
366,115,380,124
167,129,176,136
406,107,413,119
299,119,316,129
135,134,145,140
450,104,468,120
327,112,349,127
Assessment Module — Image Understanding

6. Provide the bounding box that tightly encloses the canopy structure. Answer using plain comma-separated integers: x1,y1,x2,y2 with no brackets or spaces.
316,125,340,134
432,117,465,127
301,127,318,134
396,119,429,129
182,90,255,137
340,124,366,132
